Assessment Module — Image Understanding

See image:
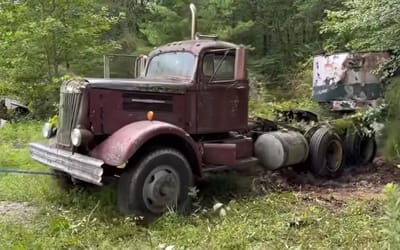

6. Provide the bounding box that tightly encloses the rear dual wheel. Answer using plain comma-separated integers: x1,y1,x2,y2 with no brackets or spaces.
309,127,345,178
117,148,193,222
345,132,376,166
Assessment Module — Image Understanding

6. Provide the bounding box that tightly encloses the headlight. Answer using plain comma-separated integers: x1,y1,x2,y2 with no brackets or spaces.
71,128,93,147
42,122,56,139
71,128,82,146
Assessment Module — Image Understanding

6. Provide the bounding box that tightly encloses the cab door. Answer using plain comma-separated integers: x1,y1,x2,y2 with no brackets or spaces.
196,48,248,134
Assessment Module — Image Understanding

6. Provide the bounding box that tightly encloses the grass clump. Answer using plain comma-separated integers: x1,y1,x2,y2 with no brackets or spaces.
382,183,400,249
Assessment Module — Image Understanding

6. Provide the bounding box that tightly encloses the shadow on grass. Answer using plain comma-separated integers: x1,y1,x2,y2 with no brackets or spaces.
45,171,259,223
195,172,256,206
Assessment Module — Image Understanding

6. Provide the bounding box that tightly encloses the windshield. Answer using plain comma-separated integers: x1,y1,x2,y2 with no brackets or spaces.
146,52,195,79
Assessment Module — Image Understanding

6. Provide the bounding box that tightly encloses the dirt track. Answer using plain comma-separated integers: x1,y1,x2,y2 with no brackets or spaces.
250,157,400,203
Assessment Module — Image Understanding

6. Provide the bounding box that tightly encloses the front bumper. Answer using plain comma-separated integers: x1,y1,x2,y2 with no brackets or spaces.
29,143,104,185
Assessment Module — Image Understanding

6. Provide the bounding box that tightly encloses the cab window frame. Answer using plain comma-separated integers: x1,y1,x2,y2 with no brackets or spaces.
201,48,236,84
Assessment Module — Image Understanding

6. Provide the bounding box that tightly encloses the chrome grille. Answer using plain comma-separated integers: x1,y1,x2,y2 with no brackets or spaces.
56,81,83,147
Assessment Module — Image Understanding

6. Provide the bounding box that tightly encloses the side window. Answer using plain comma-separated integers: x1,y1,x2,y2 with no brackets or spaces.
202,52,235,82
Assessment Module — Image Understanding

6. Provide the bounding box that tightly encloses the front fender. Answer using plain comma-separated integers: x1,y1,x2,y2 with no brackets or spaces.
89,121,201,168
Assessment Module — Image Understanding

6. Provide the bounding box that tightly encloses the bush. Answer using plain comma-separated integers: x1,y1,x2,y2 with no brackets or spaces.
383,78,400,160
287,61,313,100
0,77,62,120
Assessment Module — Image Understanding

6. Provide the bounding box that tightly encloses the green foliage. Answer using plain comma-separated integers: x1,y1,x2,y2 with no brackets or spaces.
249,97,328,121
382,78,400,159
140,3,189,45
382,183,400,249
48,115,59,128
322,0,400,52
0,0,122,118
287,60,314,99
329,117,357,136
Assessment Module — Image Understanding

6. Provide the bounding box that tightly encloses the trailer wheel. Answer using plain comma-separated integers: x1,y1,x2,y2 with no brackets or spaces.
359,135,377,165
344,132,359,165
309,127,344,178
345,132,376,166
118,148,193,222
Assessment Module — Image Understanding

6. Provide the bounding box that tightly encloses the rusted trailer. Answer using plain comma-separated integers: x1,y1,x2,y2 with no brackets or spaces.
313,51,390,111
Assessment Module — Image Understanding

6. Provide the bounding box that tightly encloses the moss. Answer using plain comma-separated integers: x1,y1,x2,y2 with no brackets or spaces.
329,117,359,137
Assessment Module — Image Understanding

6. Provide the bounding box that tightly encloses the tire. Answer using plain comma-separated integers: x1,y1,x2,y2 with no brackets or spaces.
344,132,359,166
117,148,194,222
344,132,377,166
309,127,344,178
358,135,377,165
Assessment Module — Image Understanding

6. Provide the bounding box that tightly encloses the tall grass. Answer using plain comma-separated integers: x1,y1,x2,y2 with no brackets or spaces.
0,121,388,249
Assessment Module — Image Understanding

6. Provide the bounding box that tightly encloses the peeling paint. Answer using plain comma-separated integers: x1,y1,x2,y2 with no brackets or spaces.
313,51,390,102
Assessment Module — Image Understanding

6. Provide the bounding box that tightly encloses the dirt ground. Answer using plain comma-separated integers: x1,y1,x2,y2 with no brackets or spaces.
0,201,37,224
250,156,400,205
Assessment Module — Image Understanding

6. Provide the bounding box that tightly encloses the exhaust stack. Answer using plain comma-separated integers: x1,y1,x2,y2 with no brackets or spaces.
190,3,197,40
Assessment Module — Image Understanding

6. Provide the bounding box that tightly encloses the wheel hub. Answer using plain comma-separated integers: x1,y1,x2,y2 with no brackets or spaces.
326,140,343,172
143,166,180,213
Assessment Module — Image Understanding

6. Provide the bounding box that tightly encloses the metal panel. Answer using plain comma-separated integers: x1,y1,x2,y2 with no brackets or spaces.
313,51,390,102
197,82,249,133
88,89,188,135
232,137,254,159
203,157,258,172
122,92,173,112
30,143,104,185
202,143,236,165
89,120,202,170
331,100,380,111
86,78,188,94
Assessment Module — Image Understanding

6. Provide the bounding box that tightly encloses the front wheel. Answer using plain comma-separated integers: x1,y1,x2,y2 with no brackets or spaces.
117,148,194,221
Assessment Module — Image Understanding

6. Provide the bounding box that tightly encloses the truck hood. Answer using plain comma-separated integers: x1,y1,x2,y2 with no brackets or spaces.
85,78,190,94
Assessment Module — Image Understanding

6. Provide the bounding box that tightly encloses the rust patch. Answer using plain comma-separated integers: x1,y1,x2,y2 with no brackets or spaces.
89,120,201,168
313,51,390,103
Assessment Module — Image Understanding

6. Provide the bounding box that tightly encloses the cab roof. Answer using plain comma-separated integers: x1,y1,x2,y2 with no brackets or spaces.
149,39,239,57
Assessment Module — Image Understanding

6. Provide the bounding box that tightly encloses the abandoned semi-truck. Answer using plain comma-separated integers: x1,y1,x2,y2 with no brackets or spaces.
29,4,382,220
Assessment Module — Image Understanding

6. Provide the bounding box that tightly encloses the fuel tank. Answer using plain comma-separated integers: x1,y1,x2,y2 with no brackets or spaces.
254,131,309,170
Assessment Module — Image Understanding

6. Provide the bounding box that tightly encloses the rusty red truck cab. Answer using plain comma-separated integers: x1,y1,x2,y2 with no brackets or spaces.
29,37,259,220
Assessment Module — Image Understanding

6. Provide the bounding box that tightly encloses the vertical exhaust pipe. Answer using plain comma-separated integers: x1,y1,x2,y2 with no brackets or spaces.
190,3,197,40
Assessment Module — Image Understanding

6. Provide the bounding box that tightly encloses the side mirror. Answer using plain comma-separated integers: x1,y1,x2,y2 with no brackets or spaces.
235,47,247,81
